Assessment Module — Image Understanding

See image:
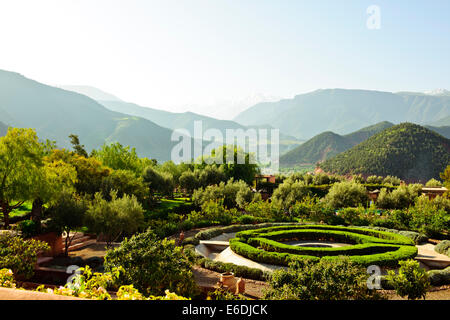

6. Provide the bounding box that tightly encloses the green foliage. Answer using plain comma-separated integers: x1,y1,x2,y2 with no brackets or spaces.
85,191,145,244
324,181,369,209
104,229,198,297
69,134,88,158
142,166,175,197
263,257,383,300
271,178,311,211
0,268,16,288
230,225,416,267
46,190,88,255
187,200,237,226
0,128,45,227
17,220,39,238
386,259,430,300
192,179,254,209
47,149,111,195
0,233,49,279
435,240,450,256
100,169,148,203
376,185,422,209
427,266,450,286
91,142,148,175
425,178,443,187
179,170,198,197
320,123,450,182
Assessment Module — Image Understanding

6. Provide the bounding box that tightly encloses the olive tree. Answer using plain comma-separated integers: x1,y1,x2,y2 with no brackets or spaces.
0,128,44,228
85,191,145,245
324,181,369,209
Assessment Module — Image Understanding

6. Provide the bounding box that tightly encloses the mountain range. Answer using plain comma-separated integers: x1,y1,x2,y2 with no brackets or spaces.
0,70,188,161
233,89,450,140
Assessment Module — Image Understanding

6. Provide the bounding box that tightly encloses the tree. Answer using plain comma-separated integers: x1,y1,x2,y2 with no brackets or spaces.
142,166,175,199
376,184,422,209
104,228,198,297
324,181,369,209
47,149,111,195
271,178,311,211
85,191,145,245
100,169,148,204
91,142,145,175
69,134,88,158
30,159,78,230
0,128,44,228
46,190,88,256
178,171,198,199
200,145,260,185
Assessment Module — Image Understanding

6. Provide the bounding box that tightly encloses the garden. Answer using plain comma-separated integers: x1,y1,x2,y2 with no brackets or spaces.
0,128,450,300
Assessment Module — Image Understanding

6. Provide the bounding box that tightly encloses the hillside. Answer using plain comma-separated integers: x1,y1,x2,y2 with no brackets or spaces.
97,100,303,154
280,121,394,166
234,89,450,140
319,123,450,182
0,70,185,161
0,121,8,136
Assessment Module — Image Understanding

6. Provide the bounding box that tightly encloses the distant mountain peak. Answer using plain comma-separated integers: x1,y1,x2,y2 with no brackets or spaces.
424,89,450,96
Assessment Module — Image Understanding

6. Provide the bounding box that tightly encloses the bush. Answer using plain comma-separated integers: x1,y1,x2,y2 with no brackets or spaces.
427,266,450,286
0,269,16,288
376,185,421,210
271,178,311,211
230,225,417,267
85,191,145,244
435,240,450,256
104,228,198,297
386,259,430,300
263,257,383,300
192,179,254,209
17,220,39,238
324,181,369,209
0,233,50,279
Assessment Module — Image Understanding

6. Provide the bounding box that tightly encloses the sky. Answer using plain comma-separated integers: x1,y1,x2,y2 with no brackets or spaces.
0,0,449,119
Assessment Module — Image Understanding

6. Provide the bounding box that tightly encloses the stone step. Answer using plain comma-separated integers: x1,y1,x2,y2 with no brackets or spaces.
67,239,97,252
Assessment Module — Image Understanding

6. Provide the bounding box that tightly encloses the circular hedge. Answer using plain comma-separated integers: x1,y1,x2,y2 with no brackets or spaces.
229,225,418,268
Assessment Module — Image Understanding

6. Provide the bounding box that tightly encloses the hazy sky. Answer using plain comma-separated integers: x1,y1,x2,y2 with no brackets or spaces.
0,0,449,119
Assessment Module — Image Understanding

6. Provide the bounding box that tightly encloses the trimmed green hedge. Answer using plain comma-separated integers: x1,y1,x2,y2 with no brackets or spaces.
230,225,417,268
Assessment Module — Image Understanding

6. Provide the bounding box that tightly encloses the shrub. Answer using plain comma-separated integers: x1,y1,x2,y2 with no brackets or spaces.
376,185,422,209
17,220,39,238
0,269,16,288
230,225,417,267
104,228,198,297
85,191,145,244
0,233,50,279
425,178,443,187
427,266,450,286
324,181,369,209
435,240,450,256
271,178,311,211
192,179,253,209
263,257,384,300
386,259,430,300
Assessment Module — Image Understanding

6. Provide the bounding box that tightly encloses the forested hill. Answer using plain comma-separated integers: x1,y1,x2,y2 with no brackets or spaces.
280,121,394,166
319,123,450,182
